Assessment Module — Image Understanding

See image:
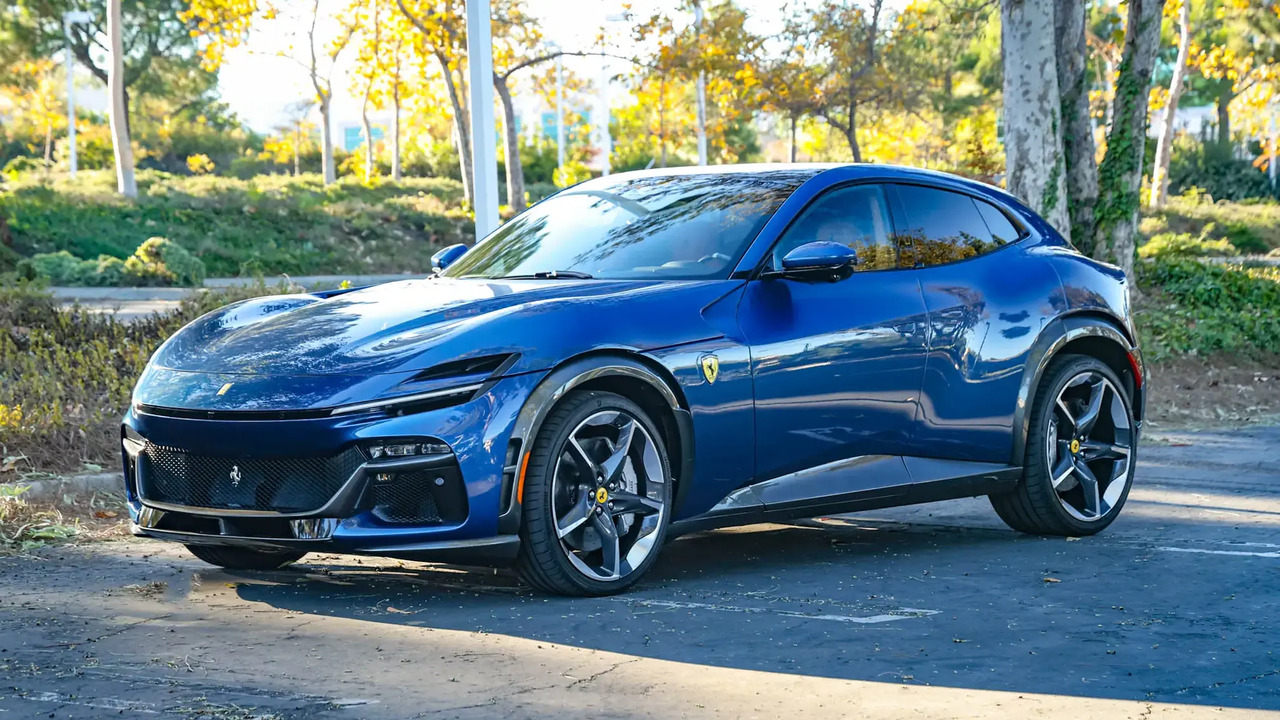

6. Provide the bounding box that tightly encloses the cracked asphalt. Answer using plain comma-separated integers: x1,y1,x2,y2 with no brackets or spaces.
2,426,1278,719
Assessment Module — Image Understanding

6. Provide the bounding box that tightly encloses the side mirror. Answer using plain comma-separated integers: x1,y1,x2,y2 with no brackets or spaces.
777,241,857,280
431,243,468,273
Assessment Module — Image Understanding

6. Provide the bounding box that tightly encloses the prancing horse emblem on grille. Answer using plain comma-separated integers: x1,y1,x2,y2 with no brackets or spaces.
229,465,242,487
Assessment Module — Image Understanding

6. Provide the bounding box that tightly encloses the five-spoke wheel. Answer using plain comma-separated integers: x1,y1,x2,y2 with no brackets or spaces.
991,354,1137,535
517,391,672,595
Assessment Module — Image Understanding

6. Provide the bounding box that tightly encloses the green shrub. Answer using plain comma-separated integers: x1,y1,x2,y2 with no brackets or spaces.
0,282,288,474
1168,137,1276,202
1136,257,1280,359
20,237,206,287
1138,228,1237,259
2,156,43,179
0,171,469,278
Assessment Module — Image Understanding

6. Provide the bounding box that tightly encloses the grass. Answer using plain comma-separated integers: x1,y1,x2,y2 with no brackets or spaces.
1141,195,1280,255
0,170,472,278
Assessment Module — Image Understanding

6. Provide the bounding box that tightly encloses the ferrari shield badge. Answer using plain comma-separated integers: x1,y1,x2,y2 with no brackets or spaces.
700,354,720,384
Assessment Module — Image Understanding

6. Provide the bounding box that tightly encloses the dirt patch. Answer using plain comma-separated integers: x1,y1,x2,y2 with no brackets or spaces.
1144,355,1280,430
0,482,128,554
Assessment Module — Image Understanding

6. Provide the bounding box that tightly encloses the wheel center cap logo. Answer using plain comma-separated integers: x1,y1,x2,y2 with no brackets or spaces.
229,465,243,487
1070,439,1081,455
595,487,609,504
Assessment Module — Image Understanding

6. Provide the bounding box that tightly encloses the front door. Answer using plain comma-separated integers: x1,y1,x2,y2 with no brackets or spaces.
736,183,929,504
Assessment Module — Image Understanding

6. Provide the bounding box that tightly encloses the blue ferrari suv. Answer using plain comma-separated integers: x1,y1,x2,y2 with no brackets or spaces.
124,164,1144,595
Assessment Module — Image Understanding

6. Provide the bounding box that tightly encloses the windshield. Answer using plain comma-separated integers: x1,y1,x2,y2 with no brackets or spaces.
442,171,812,280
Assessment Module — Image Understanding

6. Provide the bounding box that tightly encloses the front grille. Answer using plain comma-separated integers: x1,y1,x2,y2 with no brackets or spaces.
369,465,467,525
138,442,365,514
371,474,442,524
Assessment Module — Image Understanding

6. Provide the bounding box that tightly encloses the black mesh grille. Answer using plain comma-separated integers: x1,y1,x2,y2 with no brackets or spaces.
371,473,442,524
139,442,365,513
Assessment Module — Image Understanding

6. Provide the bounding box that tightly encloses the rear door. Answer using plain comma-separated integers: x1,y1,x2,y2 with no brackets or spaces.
888,183,1047,464
736,183,928,506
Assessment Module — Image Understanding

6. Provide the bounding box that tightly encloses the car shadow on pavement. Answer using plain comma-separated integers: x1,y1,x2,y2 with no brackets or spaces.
219,513,1280,710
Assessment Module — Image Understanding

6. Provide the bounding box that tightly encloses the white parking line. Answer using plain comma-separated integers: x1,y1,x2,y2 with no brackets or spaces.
21,691,159,714
614,598,938,624
1158,546,1280,559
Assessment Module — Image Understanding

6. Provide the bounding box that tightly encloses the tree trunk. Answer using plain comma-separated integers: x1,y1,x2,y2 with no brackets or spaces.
1216,86,1231,147
391,83,402,182
1095,0,1166,284
107,0,136,198
1001,0,1070,238
494,75,526,213
789,115,798,163
845,109,863,163
1056,0,1096,251
1150,0,1191,209
436,51,473,206
361,113,374,181
320,93,336,185
43,124,53,167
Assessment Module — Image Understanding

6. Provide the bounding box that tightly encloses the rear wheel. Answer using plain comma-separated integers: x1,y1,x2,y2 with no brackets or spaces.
516,391,672,596
991,354,1137,536
185,544,306,571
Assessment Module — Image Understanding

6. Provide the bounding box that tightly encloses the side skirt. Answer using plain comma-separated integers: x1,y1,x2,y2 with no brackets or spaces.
669,461,1021,538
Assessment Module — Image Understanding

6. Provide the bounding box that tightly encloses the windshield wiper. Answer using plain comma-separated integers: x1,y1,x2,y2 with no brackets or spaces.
499,270,594,279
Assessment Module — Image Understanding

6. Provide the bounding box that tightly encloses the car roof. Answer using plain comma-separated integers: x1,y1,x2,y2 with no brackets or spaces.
588,162,1008,196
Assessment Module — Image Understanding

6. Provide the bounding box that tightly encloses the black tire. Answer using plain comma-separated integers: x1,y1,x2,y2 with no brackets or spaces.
991,354,1137,536
516,390,673,596
185,544,306,571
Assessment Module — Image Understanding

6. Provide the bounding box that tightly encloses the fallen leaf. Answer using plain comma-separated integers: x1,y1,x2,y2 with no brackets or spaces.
1065,537,1081,542
93,510,118,519
1043,577,1061,583
386,606,412,614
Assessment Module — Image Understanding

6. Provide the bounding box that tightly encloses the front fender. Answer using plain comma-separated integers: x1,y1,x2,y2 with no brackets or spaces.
496,353,694,535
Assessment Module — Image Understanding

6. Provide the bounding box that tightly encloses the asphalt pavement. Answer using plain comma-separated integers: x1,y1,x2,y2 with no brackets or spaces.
2,426,1278,719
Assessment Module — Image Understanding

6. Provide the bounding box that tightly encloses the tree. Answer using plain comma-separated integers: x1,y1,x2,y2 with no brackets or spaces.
798,0,892,162
1094,0,1167,282
0,59,65,168
1000,0,1071,239
759,40,819,162
107,0,136,197
393,0,474,205
349,0,383,181
1056,0,1098,247
4,0,212,136
1150,0,1194,208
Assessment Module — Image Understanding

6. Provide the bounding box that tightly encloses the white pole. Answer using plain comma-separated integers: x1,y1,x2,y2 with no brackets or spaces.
466,0,500,238
555,55,565,172
65,22,77,180
1270,105,1277,191
694,1,707,166
600,57,611,176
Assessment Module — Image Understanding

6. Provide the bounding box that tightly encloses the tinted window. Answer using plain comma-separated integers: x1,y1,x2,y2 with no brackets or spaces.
442,172,812,280
975,199,1022,244
772,185,901,271
893,185,1004,266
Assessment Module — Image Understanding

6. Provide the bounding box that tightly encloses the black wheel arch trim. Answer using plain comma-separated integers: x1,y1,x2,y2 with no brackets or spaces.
498,351,695,534
1012,313,1144,467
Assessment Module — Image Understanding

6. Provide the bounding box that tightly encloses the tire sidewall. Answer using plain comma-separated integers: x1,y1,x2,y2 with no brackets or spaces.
1028,356,1137,534
522,391,673,595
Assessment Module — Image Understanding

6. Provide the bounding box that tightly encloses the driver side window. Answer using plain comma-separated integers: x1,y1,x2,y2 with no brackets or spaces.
772,185,900,272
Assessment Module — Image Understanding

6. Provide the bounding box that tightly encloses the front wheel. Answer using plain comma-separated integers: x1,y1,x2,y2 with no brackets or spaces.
991,354,1137,536
516,391,673,596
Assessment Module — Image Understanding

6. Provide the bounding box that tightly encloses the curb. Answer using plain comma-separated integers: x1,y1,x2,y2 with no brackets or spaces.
8,472,122,503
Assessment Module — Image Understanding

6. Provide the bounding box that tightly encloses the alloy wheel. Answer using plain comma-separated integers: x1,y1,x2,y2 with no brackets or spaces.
1045,371,1134,522
551,410,667,582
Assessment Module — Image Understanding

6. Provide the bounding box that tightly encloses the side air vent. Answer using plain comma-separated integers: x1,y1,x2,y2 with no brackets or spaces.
412,354,514,383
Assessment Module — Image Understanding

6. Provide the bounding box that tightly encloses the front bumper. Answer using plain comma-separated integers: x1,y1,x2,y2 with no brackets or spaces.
122,372,543,565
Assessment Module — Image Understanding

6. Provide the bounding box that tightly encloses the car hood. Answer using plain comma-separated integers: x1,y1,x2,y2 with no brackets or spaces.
151,277,740,379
